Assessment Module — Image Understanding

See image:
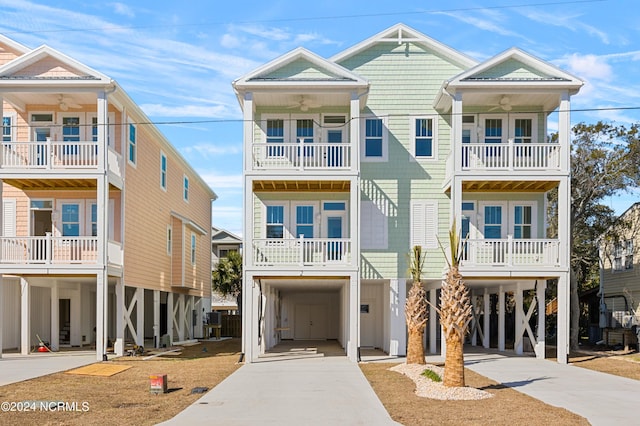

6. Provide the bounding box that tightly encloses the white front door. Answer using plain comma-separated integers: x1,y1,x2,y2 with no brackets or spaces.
294,304,327,339
360,299,375,348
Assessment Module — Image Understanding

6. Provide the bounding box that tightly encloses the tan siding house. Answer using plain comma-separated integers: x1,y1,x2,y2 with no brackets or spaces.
0,34,216,360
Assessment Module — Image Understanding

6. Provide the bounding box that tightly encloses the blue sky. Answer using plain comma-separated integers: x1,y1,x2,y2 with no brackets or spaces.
1,0,639,236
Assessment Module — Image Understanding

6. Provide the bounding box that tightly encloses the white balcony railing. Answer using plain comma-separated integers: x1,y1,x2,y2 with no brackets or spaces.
461,142,561,171
1,141,99,169
0,235,98,264
461,237,560,268
253,237,351,266
252,142,351,170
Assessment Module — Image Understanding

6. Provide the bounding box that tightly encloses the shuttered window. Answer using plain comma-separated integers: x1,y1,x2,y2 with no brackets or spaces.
3,198,16,237
410,201,438,249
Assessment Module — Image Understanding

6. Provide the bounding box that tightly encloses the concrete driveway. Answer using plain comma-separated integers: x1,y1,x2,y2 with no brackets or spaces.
0,352,97,386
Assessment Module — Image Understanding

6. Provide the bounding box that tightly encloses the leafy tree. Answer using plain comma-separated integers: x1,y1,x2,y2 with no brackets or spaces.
548,121,640,349
212,250,243,313
405,245,428,364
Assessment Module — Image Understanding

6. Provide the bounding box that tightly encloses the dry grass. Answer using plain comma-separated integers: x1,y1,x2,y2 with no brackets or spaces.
1,337,639,426
0,339,242,425
360,363,590,426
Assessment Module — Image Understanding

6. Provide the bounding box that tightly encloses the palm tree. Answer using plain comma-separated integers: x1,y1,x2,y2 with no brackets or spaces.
440,220,472,387
212,250,243,313
405,245,428,364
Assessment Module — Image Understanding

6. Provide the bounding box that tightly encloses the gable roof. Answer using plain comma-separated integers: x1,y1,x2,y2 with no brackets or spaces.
330,23,478,69
0,44,112,85
0,34,30,57
212,226,242,245
445,47,583,91
233,47,368,89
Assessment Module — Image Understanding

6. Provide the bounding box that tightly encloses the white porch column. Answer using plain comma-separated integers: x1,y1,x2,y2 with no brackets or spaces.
96,273,108,360
189,295,195,339
167,292,174,346
251,277,261,361
50,283,59,351
535,280,547,359
114,278,124,356
153,290,160,348
242,272,254,362
389,278,406,356
348,272,359,362
135,288,144,346
471,293,478,346
515,283,524,355
20,278,30,355
429,288,437,354
557,273,570,364
483,288,490,349
498,286,505,352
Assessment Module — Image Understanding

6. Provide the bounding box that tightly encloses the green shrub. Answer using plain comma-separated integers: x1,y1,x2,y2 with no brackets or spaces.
421,368,442,382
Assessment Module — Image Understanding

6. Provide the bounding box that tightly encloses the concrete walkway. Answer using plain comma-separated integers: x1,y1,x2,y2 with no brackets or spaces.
464,351,640,426
0,352,97,386
160,354,399,425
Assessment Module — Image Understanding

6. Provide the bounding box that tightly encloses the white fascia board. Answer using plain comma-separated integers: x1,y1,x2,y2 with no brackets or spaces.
0,34,31,55
330,23,478,69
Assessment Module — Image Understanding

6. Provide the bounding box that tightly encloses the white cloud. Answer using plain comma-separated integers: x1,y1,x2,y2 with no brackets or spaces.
519,9,610,45
111,3,135,19
139,103,232,118
556,53,612,81
183,143,243,157
433,10,528,41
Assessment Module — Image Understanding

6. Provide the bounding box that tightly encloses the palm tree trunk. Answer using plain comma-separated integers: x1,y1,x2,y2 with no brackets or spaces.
407,326,426,364
443,333,465,387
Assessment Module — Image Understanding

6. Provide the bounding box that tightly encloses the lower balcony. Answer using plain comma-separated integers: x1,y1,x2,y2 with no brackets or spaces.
252,237,352,267
0,235,122,267
461,238,560,269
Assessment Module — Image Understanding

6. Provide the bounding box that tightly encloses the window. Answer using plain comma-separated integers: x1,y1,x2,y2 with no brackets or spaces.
362,117,387,161
323,202,346,211
61,203,80,236
2,115,12,142
324,115,346,167
514,118,533,144
266,118,285,157
410,201,438,249
461,202,475,240
90,203,98,236
266,205,284,239
413,117,435,158
128,122,137,165
483,206,503,239
297,119,314,157
295,205,314,238
167,225,172,255
513,205,532,239
613,239,634,272
183,175,189,201
160,152,167,190
62,116,81,155
191,233,196,265
484,118,503,144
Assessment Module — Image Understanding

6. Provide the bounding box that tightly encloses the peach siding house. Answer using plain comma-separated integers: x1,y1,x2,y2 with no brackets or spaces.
0,35,216,360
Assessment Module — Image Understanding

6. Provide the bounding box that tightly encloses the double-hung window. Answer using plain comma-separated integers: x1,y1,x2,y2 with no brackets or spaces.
266,206,284,239
297,119,314,158
413,117,435,159
483,206,503,239
613,239,634,272
295,205,314,238
514,118,533,144
191,233,197,265
183,175,189,202
62,116,81,155
513,205,532,239
363,116,387,161
266,118,285,157
61,203,81,237
2,115,12,143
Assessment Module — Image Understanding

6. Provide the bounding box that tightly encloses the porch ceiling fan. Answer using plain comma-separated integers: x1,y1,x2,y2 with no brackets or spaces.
58,95,82,111
488,95,513,112
286,95,320,112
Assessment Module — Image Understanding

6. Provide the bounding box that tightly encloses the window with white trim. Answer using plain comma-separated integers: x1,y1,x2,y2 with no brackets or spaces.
266,205,285,239
167,225,172,255
183,175,189,202
295,205,314,238
265,117,285,157
61,203,81,237
413,117,436,159
362,116,387,161
160,152,167,190
128,121,137,165
513,205,533,239
2,115,13,142
191,233,196,265
613,239,633,272
410,201,438,249
514,118,533,144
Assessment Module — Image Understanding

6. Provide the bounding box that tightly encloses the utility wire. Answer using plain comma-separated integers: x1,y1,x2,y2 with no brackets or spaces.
0,0,607,36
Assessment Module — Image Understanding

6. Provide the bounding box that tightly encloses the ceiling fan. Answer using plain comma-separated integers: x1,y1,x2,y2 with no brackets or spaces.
58,95,82,111
488,95,513,112
286,96,320,112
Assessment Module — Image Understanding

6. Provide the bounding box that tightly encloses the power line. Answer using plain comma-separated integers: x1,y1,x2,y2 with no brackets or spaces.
0,0,607,36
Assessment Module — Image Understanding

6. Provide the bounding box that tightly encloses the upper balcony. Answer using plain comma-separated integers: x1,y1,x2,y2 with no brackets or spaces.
251,236,353,269
252,140,352,172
